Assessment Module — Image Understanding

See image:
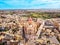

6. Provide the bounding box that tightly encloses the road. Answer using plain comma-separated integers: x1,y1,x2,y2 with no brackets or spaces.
36,20,45,38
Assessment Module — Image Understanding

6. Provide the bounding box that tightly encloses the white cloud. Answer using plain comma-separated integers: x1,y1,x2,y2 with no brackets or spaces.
0,0,60,9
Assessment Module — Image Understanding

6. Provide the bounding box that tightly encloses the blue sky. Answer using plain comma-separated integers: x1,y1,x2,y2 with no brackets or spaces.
0,0,60,9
